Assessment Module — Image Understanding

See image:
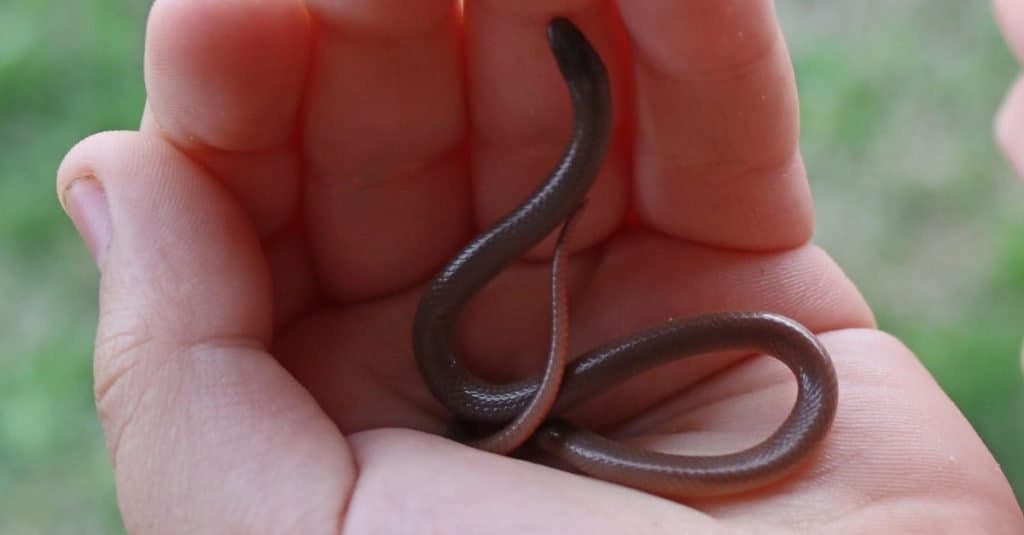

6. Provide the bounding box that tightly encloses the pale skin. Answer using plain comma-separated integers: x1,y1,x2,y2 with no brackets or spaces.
56,0,1022,533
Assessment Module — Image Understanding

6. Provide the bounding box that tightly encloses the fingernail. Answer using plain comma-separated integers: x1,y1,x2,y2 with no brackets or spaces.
62,175,112,267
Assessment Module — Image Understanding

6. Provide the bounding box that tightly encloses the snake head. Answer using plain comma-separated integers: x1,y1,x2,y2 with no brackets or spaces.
546,18,608,92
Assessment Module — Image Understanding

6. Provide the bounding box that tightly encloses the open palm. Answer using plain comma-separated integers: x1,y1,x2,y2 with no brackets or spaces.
58,0,1021,532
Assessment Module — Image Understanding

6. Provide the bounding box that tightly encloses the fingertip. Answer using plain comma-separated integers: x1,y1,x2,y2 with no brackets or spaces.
58,130,273,346
57,133,142,269
57,130,137,197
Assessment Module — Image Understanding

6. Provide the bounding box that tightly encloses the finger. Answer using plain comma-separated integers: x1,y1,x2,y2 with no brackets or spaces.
618,0,812,250
143,0,310,236
302,0,472,300
58,132,352,531
465,1,630,258
996,75,1024,178
996,0,1024,62
344,430,723,533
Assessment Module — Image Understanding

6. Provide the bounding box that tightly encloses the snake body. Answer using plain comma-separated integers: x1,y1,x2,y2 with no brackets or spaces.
412,17,838,498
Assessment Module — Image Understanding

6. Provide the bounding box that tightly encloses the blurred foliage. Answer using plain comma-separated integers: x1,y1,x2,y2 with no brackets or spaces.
0,0,1021,532
1,0,147,532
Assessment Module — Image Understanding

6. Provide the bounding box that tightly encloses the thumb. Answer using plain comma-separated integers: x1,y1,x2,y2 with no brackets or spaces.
57,131,352,533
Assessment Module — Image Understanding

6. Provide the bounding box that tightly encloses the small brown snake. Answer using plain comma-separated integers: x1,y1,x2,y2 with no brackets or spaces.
412,17,838,498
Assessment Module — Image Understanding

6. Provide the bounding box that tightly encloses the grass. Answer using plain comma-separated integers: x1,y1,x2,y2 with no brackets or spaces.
0,0,1020,532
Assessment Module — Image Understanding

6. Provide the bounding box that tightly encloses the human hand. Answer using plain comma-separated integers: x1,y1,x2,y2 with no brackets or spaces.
58,1,1022,532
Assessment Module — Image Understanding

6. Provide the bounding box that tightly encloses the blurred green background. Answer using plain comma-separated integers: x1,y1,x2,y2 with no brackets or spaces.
0,0,1021,532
